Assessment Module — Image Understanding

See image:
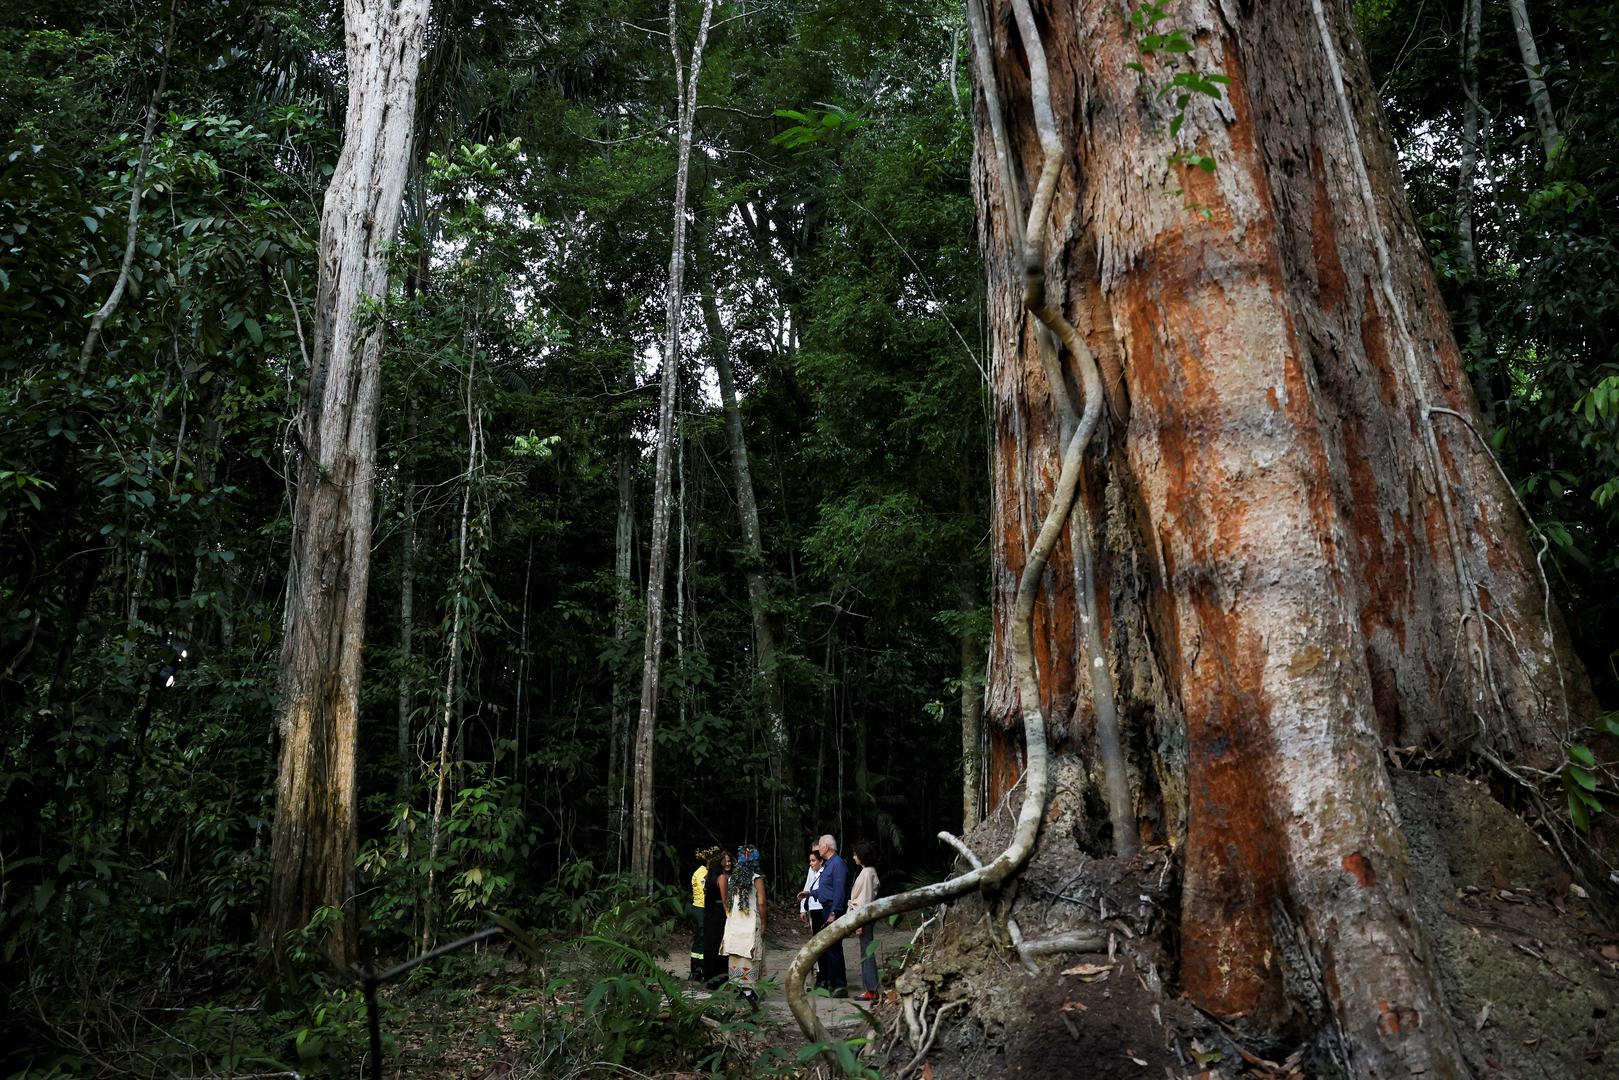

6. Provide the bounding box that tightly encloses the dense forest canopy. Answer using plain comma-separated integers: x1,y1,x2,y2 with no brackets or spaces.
1,0,1616,1077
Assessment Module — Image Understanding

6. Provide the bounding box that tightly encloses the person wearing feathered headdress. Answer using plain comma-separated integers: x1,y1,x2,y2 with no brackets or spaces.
719,844,768,1003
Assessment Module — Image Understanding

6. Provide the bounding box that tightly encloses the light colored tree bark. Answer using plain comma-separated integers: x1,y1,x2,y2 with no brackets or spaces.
1505,0,1562,163
630,0,716,885
696,270,803,859
260,0,430,970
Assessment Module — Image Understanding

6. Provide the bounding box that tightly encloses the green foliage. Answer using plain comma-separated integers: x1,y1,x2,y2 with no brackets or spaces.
444,775,528,917
1562,714,1619,831
287,986,375,1067
1126,0,1230,185
771,103,869,152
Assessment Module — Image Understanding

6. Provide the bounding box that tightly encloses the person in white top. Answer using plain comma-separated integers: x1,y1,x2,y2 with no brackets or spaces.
849,840,881,999
799,848,825,989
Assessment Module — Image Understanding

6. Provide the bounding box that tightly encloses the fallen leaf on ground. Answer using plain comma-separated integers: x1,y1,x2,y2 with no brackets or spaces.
1060,961,1113,978
1059,1000,1088,1013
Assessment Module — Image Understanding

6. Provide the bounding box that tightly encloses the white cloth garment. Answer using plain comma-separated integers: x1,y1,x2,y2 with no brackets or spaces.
800,866,823,914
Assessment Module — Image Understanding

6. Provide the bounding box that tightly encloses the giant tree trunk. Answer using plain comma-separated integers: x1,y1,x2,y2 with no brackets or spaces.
261,0,429,970
971,1,1591,1073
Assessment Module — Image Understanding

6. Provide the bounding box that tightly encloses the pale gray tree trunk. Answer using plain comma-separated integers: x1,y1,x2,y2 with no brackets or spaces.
630,0,716,884
261,0,430,970
696,272,802,859
396,475,416,805
607,422,634,872
1505,0,1562,162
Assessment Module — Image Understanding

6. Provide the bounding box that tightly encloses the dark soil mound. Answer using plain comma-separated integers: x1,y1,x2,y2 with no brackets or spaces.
875,762,1617,1079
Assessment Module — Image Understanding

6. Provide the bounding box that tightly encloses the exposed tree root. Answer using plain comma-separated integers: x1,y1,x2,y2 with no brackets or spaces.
895,999,968,1080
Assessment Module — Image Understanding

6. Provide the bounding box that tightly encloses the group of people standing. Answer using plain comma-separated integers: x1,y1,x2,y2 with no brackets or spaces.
796,835,881,1000
687,834,881,1005
688,844,768,1002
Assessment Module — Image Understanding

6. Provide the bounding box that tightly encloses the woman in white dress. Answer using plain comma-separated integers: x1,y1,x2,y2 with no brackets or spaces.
720,844,767,1003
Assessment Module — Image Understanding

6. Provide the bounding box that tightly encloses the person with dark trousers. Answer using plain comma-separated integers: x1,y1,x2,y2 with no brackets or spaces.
702,849,731,986
689,846,719,980
807,833,850,996
849,840,882,999
798,848,826,990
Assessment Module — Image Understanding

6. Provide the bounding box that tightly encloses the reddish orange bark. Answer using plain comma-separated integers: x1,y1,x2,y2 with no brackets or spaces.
972,1,1592,1073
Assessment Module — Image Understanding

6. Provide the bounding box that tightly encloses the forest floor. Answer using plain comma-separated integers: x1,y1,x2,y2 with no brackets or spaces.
383,921,881,1078
382,772,1619,1079
654,922,880,1042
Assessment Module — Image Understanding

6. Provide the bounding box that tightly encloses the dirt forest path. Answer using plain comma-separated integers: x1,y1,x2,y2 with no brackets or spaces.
658,922,879,1044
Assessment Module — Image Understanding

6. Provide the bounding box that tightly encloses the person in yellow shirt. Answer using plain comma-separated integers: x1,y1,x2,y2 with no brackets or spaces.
689,846,719,980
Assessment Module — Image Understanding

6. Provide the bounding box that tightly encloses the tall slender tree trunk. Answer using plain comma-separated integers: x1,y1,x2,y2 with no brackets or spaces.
697,273,803,859
79,0,176,368
260,0,430,970
968,1,1592,1073
396,408,418,805
1505,0,1562,163
1455,0,1487,420
514,537,533,790
630,0,716,884
956,551,984,834
421,354,480,953
675,404,688,732
607,420,634,872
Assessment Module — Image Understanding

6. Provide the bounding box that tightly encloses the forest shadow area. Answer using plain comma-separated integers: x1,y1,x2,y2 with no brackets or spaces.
3,881,872,1078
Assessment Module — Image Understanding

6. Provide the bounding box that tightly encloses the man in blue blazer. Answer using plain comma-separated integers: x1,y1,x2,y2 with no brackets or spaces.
810,833,850,995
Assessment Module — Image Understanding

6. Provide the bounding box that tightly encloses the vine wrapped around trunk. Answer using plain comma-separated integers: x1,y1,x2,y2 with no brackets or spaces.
966,0,1594,1074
